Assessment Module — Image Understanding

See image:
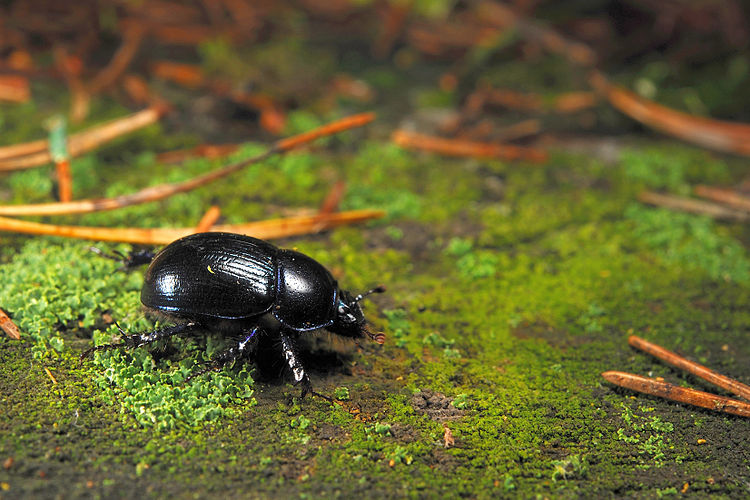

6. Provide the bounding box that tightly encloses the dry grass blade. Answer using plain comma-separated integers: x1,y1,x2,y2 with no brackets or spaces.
392,130,547,163
0,210,385,245
602,371,750,418
0,107,164,171
638,191,749,221
629,335,750,401
0,307,21,340
591,72,750,157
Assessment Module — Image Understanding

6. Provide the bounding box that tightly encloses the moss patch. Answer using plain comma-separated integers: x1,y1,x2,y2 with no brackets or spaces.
2,105,749,498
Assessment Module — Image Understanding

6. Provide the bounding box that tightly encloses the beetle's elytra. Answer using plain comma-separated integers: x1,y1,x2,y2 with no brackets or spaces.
82,232,385,398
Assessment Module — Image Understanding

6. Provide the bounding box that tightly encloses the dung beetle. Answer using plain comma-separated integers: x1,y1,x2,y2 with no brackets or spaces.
82,232,385,399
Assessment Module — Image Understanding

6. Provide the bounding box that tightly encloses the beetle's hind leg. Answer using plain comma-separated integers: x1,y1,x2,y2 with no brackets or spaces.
184,326,261,383
80,321,200,361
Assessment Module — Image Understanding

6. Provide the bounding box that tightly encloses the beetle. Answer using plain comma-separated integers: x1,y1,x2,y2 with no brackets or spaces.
82,232,385,399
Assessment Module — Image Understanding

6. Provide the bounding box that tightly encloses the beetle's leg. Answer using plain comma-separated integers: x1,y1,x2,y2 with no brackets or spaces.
80,321,199,361
184,327,261,383
278,330,333,402
89,246,156,270
278,329,309,391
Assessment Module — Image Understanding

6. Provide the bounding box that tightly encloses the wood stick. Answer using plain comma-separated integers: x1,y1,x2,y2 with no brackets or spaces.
591,71,750,157
602,371,750,418
87,26,145,95
195,205,221,232
319,181,347,216
55,159,73,202
0,107,164,171
0,209,385,245
275,112,375,152
0,307,21,340
392,130,547,163
694,185,750,212
629,335,750,401
638,191,749,221
0,113,376,216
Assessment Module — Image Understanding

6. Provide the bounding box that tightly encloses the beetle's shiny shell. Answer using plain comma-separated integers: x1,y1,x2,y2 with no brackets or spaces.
141,232,339,331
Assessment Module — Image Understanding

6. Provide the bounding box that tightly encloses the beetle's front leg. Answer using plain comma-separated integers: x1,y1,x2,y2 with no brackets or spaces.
278,330,333,402
278,329,310,392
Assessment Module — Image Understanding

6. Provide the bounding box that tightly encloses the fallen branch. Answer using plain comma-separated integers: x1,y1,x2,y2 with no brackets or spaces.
0,113,376,216
591,72,750,157
602,371,750,418
638,191,749,221
0,307,21,340
0,106,165,171
0,209,385,245
392,130,547,163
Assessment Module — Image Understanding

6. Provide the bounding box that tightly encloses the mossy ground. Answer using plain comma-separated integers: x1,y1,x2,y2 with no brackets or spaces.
2,64,750,499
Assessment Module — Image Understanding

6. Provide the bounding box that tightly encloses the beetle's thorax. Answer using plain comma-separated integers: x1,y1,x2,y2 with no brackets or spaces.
272,249,338,331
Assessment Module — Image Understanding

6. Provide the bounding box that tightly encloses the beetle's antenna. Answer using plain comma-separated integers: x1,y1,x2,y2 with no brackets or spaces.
352,285,386,304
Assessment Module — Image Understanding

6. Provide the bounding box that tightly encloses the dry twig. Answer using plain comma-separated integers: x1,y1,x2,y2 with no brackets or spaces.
0,307,21,340
694,186,750,212
638,191,749,221
602,371,750,418
0,112,376,216
392,130,547,163
0,209,384,245
195,205,221,232
591,72,750,157
0,107,164,171
629,335,750,401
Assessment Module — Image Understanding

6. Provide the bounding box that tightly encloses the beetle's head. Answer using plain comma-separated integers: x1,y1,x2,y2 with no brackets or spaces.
329,285,386,343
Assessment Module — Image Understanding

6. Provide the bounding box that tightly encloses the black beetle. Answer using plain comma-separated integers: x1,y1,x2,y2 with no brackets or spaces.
82,232,385,398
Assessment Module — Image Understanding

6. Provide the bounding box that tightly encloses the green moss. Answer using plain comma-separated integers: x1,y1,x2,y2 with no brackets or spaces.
2,77,750,497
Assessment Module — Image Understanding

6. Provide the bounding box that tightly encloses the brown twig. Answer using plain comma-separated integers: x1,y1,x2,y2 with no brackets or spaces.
0,107,165,171
55,159,73,202
0,307,21,340
629,335,750,401
0,112,376,216
638,191,749,221
275,112,375,151
0,210,385,245
319,181,347,216
87,25,145,95
601,371,750,418
392,130,547,163
590,71,750,157
479,2,597,66
694,186,750,212
43,367,58,385
156,144,240,164
195,205,221,232
0,75,31,102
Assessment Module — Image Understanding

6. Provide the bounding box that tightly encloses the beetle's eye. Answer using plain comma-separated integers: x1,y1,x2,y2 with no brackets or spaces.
338,305,347,315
